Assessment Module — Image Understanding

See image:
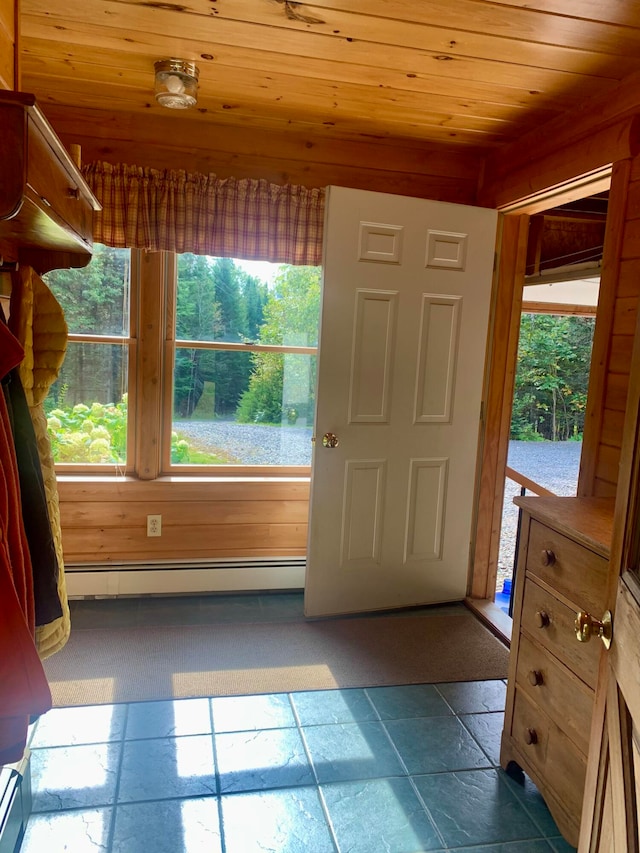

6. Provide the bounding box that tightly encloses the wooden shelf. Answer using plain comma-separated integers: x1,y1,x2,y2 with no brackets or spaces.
0,91,100,274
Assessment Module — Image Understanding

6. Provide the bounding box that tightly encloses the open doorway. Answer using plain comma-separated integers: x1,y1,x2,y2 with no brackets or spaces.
494,193,607,615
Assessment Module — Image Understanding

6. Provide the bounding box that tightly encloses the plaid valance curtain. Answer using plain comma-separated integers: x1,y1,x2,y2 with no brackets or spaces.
82,162,326,266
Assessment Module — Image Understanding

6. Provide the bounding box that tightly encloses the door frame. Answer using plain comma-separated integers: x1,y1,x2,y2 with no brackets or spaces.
468,170,612,639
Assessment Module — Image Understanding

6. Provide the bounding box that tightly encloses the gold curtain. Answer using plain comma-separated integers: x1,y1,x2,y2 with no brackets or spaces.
83,162,325,265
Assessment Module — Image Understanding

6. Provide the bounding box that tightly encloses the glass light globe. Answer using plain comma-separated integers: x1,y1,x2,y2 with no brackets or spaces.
165,74,186,95
154,59,199,110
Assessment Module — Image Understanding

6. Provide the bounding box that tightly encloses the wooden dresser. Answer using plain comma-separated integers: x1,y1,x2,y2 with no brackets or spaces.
501,495,614,847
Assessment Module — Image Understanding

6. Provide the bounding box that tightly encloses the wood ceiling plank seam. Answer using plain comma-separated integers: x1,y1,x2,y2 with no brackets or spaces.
106,0,640,60
281,0,640,34
19,0,640,76
41,103,487,165
20,16,624,93
485,0,640,27
24,88,523,144
19,55,565,128
21,35,600,115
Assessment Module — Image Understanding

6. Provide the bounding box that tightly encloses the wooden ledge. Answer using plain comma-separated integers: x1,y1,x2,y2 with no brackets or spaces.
464,597,512,647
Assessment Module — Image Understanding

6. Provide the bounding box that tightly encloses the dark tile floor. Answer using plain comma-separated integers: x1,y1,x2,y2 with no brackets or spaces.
20,594,577,853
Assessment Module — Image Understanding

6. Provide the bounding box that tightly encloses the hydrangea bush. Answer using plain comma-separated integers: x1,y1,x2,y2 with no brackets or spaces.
46,396,196,464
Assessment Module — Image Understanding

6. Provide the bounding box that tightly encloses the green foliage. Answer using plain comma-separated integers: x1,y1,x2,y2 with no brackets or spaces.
47,398,129,463
236,266,320,424
511,314,594,441
174,255,269,418
47,397,219,464
44,245,130,409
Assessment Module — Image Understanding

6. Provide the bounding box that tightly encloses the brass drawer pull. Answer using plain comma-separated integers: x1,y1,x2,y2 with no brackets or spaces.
524,728,538,745
534,610,550,628
527,669,544,687
541,549,556,567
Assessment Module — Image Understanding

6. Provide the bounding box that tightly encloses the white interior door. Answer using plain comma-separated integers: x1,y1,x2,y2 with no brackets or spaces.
305,186,498,617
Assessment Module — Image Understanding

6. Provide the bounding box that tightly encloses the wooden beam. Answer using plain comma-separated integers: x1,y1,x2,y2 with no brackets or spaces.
470,213,527,600
135,251,166,480
479,83,640,210
42,104,482,202
578,160,632,496
521,302,597,317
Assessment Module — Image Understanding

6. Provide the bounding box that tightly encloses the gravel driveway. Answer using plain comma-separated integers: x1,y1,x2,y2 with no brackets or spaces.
175,420,314,465
175,421,581,588
499,440,582,583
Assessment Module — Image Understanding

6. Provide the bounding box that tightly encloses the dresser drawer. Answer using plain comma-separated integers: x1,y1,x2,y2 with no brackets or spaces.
515,633,593,754
526,519,608,613
521,579,601,689
511,688,587,822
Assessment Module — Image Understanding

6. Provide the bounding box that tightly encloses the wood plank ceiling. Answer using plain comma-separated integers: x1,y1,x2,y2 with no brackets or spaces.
17,0,640,199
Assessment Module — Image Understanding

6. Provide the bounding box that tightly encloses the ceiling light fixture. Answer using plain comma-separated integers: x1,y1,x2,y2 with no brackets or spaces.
154,59,199,110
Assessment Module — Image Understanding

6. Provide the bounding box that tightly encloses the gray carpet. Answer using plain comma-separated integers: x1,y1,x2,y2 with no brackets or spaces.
43,607,509,706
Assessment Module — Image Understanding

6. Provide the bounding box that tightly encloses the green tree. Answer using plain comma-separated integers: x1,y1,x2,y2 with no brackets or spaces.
242,273,269,341
174,254,219,417
205,258,249,416
44,244,129,409
174,256,270,419
236,265,321,424
511,313,594,441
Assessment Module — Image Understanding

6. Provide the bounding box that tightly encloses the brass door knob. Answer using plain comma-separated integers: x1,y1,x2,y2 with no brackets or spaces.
322,432,339,448
541,549,556,567
575,610,612,650
534,610,550,629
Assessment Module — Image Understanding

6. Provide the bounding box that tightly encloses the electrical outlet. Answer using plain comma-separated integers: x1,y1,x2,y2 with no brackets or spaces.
147,514,162,537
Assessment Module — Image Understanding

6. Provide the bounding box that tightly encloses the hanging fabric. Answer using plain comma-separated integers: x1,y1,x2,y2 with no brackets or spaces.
83,161,325,265
0,319,52,764
9,267,71,659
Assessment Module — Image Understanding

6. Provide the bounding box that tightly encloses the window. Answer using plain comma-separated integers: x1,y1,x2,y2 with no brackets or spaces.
169,255,320,469
44,246,321,475
44,245,132,468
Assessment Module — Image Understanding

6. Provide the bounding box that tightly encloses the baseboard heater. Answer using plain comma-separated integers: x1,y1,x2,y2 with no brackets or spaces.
65,557,306,598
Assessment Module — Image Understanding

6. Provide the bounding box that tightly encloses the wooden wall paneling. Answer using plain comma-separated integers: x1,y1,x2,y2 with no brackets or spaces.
56,477,311,502
61,523,308,563
470,213,527,599
479,117,636,211
612,298,639,337
0,0,15,88
592,478,619,499
603,373,632,414
601,408,627,449
617,258,640,298
41,106,481,204
621,217,640,260
60,499,310,528
595,444,622,490
609,335,634,375
42,105,483,182
578,160,630,496
56,477,311,564
478,61,640,209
